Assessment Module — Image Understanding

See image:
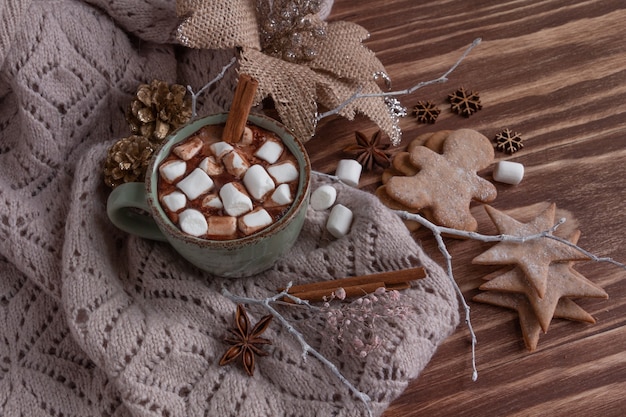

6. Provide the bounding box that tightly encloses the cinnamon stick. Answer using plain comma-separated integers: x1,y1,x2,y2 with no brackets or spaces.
286,281,385,304
280,266,425,295
222,74,259,144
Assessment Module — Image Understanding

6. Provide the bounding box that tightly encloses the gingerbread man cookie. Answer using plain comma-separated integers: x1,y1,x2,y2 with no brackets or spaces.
383,129,496,231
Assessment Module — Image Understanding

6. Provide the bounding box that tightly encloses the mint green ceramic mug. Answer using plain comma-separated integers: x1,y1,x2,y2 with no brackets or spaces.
106,113,311,277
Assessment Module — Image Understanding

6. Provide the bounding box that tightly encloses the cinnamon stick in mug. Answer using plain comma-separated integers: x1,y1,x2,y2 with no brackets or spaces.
222,74,259,144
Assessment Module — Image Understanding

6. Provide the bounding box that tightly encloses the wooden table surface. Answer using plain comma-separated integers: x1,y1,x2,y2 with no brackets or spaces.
306,1,626,416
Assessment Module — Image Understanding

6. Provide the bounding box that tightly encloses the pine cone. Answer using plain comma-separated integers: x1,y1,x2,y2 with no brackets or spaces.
104,135,155,188
127,80,192,142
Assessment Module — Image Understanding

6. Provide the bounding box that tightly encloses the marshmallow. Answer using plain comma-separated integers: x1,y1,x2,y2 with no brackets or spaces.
239,207,273,236
493,160,524,185
267,161,299,184
207,216,237,237
336,159,362,187
255,139,284,164
199,156,223,176
243,164,276,200
209,141,234,159
220,182,253,217
326,204,353,238
178,208,208,237
310,184,337,210
223,150,250,178
240,126,254,145
173,136,203,160
176,168,215,200
159,159,187,183
161,190,187,212
202,193,223,209
270,183,293,205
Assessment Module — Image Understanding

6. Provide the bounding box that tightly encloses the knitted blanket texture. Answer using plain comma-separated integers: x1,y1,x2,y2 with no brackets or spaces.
0,1,459,416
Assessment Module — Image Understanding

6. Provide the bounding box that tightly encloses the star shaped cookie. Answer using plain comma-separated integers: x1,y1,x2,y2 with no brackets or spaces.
384,129,497,231
473,291,596,351
479,231,608,332
472,204,590,298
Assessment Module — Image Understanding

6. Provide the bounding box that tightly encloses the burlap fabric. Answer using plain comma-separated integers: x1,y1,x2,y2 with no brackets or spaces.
177,0,398,143
0,1,459,416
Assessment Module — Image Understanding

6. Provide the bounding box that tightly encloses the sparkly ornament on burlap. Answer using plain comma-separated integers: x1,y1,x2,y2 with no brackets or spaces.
176,0,401,144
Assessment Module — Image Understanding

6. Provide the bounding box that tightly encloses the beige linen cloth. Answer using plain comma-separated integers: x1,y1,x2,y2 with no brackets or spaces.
0,1,459,416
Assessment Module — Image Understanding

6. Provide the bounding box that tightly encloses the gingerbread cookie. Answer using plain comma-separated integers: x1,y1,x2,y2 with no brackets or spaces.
374,186,421,231
383,129,496,231
406,130,452,154
472,203,591,298
422,130,452,153
472,291,596,351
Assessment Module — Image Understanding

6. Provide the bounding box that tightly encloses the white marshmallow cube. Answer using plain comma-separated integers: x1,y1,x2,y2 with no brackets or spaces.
159,159,187,183
199,156,223,176
176,168,214,200
178,208,208,237
239,207,273,236
208,216,237,237
240,126,254,145
255,139,284,164
270,183,293,205
223,150,250,178
202,193,223,209
220,182,253,217
209,141,234,159
326,204,353,239
268,161,299,184
336,159,362,187
173,136,203,160
161,191,187,212
493,161,524,185
310,184,337,211
243,164,276,200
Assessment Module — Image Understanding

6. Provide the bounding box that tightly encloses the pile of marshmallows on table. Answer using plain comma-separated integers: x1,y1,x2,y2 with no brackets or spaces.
312,159,363,238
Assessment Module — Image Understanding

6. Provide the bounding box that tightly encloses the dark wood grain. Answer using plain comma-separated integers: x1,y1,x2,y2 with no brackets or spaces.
307,1,626,416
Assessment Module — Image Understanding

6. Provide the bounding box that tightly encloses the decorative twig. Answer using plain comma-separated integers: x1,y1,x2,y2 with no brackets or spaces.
545,233,626,270
316,38,482,121
187,56,237,118
222,286,374,417
394,211,479,381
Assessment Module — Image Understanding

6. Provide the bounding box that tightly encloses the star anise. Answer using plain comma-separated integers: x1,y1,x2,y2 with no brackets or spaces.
448,87,482,117
494,128,524,154
412,100,441,124
219,304,273,376
343,130,392,171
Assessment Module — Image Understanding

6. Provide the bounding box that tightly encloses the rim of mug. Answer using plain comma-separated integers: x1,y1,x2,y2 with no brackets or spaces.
145,112,311,248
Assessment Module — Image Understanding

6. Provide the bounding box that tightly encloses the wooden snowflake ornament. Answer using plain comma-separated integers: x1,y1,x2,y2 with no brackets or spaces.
494,128,524,154
412,100,441,124
448,87,482,117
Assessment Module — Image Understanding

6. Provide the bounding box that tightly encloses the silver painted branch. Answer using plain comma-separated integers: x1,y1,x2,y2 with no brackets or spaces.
187,56,237,118
316,38,482,121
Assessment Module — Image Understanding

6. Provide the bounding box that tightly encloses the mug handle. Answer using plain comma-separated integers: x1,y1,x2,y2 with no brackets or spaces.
106,182,168,242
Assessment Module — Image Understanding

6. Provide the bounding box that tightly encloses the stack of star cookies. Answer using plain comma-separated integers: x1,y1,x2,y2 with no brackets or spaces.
472,203,608,351
376,129,497,232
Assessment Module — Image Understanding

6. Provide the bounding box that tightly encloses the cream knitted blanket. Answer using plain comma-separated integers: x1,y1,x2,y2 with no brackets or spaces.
0,1,459,416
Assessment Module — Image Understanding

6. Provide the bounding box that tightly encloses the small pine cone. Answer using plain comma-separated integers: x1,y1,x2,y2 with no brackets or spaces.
104,135,155,188
127,80,192,143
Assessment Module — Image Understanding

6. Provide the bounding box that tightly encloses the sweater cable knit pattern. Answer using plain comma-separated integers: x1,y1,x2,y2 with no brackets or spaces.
0,1,459,416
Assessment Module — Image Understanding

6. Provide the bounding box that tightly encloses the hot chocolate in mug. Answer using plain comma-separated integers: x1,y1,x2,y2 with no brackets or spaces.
107,113,311,277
